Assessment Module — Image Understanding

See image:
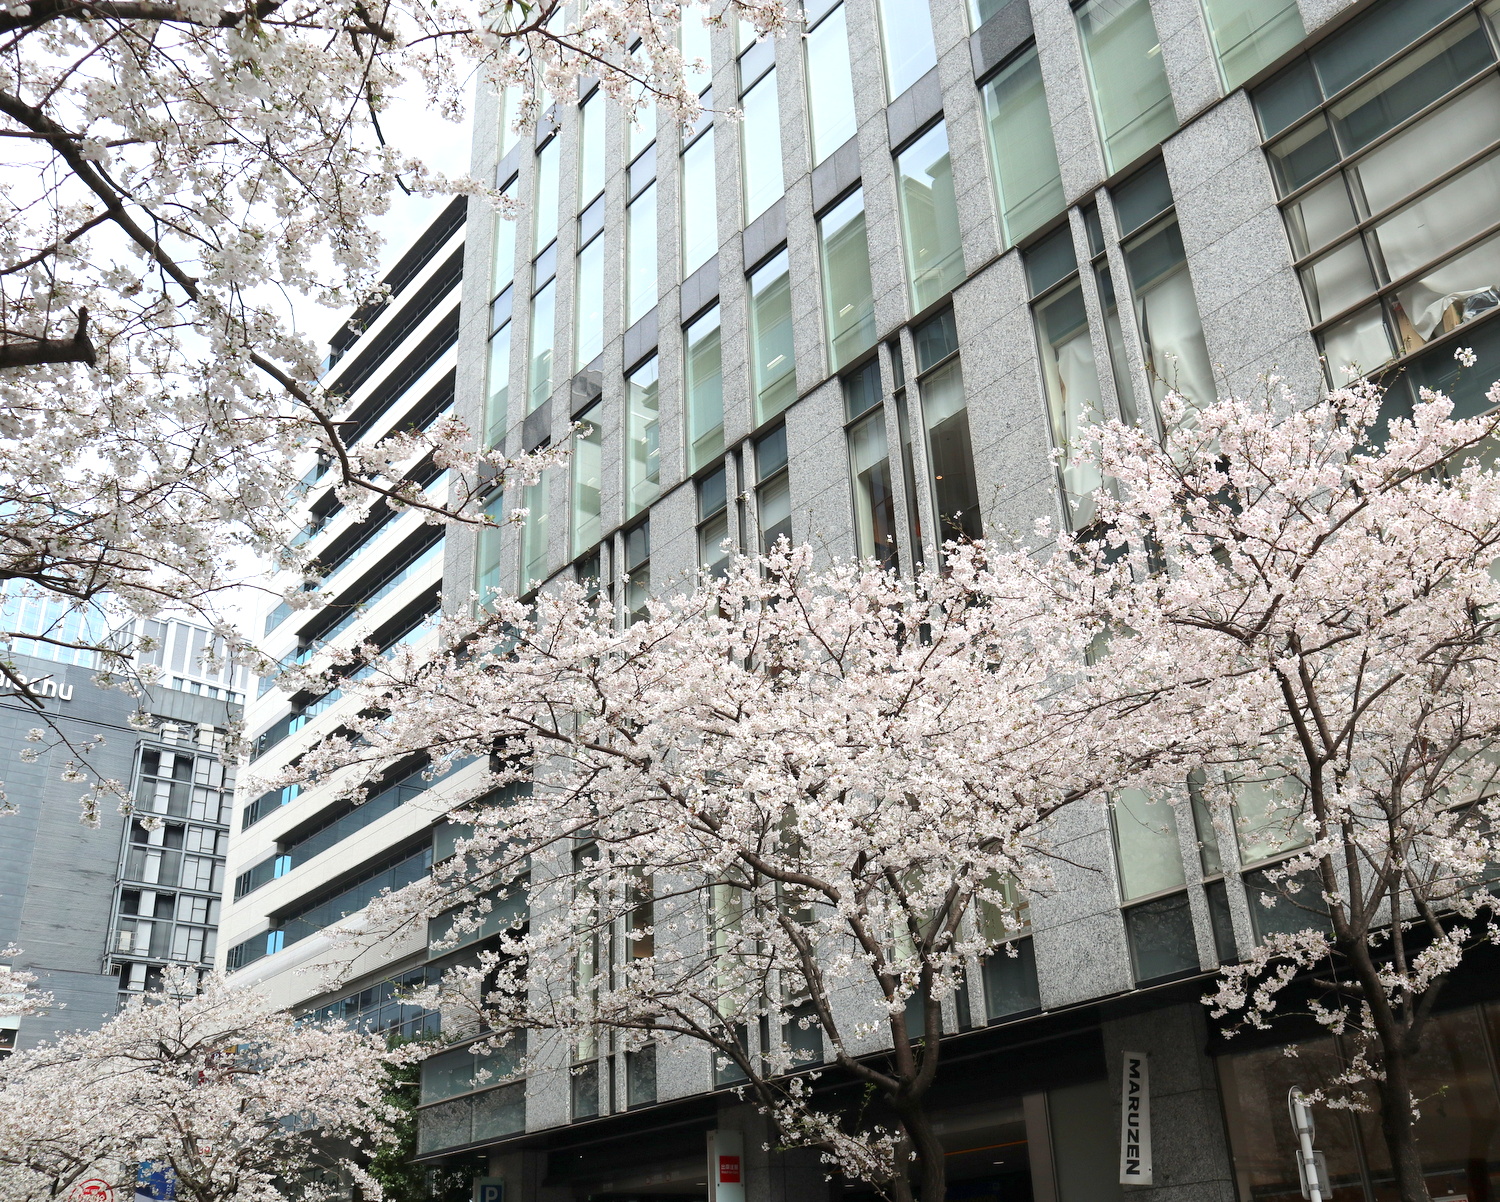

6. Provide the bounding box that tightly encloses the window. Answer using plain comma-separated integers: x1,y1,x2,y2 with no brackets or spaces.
740,63,783,222
818,190,876,371
625,1044,657,1107
1115,164,1216,413
529,242,558,413
485,180,519,447
623,520,651,624
575,199,605,370
749,251,795,423
497,85,522,159
1251,1,1500,408
1200,0,1305,90
980,46,1065,245
1075,0,1177,172
685,306,725,472
697,466,732,577
681,12,713,96
914,310,981,547
627,150,657,326
844,361,899,571
755,425,791,552
876,0,936,100
1026,226,1107,529
682,127,717,277
475,491,506,609
625,356,660,516
804,4,857,164
578,91,606,207
533,136,561,253
570,407,602,558
519,467,551,592
895,122,964,311
1111,788,1198,984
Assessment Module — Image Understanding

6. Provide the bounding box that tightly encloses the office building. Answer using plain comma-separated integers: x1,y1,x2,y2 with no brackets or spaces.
0,604,245,1052
224,0,1500,1198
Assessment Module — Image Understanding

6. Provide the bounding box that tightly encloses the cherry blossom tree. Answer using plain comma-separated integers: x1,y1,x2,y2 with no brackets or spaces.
1071,369,1500,1202
0,0,785,805
277,544,1140,1202
0,969,406,1202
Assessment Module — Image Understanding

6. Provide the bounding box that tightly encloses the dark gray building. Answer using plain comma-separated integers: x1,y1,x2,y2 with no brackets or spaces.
0,649,240,1053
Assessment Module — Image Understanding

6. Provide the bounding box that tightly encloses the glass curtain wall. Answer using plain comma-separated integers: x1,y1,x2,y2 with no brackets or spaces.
914,310,981,547
627,149,658,327
895,122,965,311
749,250,796,422
1251,0,1500,412
740,40,782,222
1113,162,1217,413
1076,0,1178,172
1026,225,1107,529
876,0,936,99
755,425,792,551
519,467,551,592
625,356,661,516
681,126,718,277
570,407,603,559
804,4,857,164
819,190,877,371
685,306,725,472
1200,0,1306,89
697,466,732,577
486,178,517,448
843,360,899,571
980,46,1066,245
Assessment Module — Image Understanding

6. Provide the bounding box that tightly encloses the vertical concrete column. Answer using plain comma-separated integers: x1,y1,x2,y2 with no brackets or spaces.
1101,1002,1237,1201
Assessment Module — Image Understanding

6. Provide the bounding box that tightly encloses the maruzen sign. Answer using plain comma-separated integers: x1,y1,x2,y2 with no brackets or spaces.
1120,1050,1153,1186
707,1129,745,1202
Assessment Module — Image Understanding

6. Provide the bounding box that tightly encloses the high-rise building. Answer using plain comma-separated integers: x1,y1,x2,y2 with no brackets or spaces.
0,605,245,1053
222,1,1500,1198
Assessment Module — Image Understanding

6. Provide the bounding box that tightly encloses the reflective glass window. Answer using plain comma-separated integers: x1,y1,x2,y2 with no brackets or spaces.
578,92,606,206
528,279,555,412
1200,0,1305,90
1033,280,1105,528
876,0,936,100
749,251,796,423
1076,0,1178,172
519,468,551,592
627,183,658,326
574,235,604,370
533,137,560,253
895,121,964,311
818,190,876,371
685,306,725,472
741,68,784,222
682,129,717,277
805,6,857,164
625,356,661,516
980,46,1065,245
570,408,603,558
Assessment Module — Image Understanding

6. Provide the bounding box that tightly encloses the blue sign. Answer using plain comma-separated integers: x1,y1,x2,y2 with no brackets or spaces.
135,1164,176,1202
473,1178,504,1202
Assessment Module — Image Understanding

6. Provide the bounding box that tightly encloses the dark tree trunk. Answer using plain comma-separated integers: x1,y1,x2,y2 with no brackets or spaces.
1374,1043,1431,1202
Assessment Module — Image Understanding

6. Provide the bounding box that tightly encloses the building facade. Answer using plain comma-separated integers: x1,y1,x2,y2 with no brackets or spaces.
223,0,1500,1199
0,614,243,1053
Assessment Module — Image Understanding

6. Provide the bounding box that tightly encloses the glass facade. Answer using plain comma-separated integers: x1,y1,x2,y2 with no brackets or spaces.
876,0,936,100
681,129,717,278
519,468,551,592
574,224,604,370
1076,0,1178,172
909,310,981,550
845,360,899,571
755,424,791,552
1201,0,1305,90
625,356,660,516
749,250,796,423
685,306,725,472
697,466,731,578
819,190,877,371
627,178,657,327
570,407,602,558
528,277,555,412
1253,0,1500,407
533,136,560,253
805,5,857,164
577,91,605,206
895,122,964,311
981,46,1066,245
740,67,783,223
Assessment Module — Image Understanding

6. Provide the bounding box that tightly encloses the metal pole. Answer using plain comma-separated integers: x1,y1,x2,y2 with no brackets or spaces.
1288,1088,1324,1202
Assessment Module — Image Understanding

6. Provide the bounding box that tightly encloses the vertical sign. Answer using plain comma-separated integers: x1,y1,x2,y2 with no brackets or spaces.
707,1129,745,1202
1119,1050,1152,1186
473,1179,504,1202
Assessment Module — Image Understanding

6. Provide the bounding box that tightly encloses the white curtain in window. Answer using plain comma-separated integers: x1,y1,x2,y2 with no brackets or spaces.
1137,268,1217,409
